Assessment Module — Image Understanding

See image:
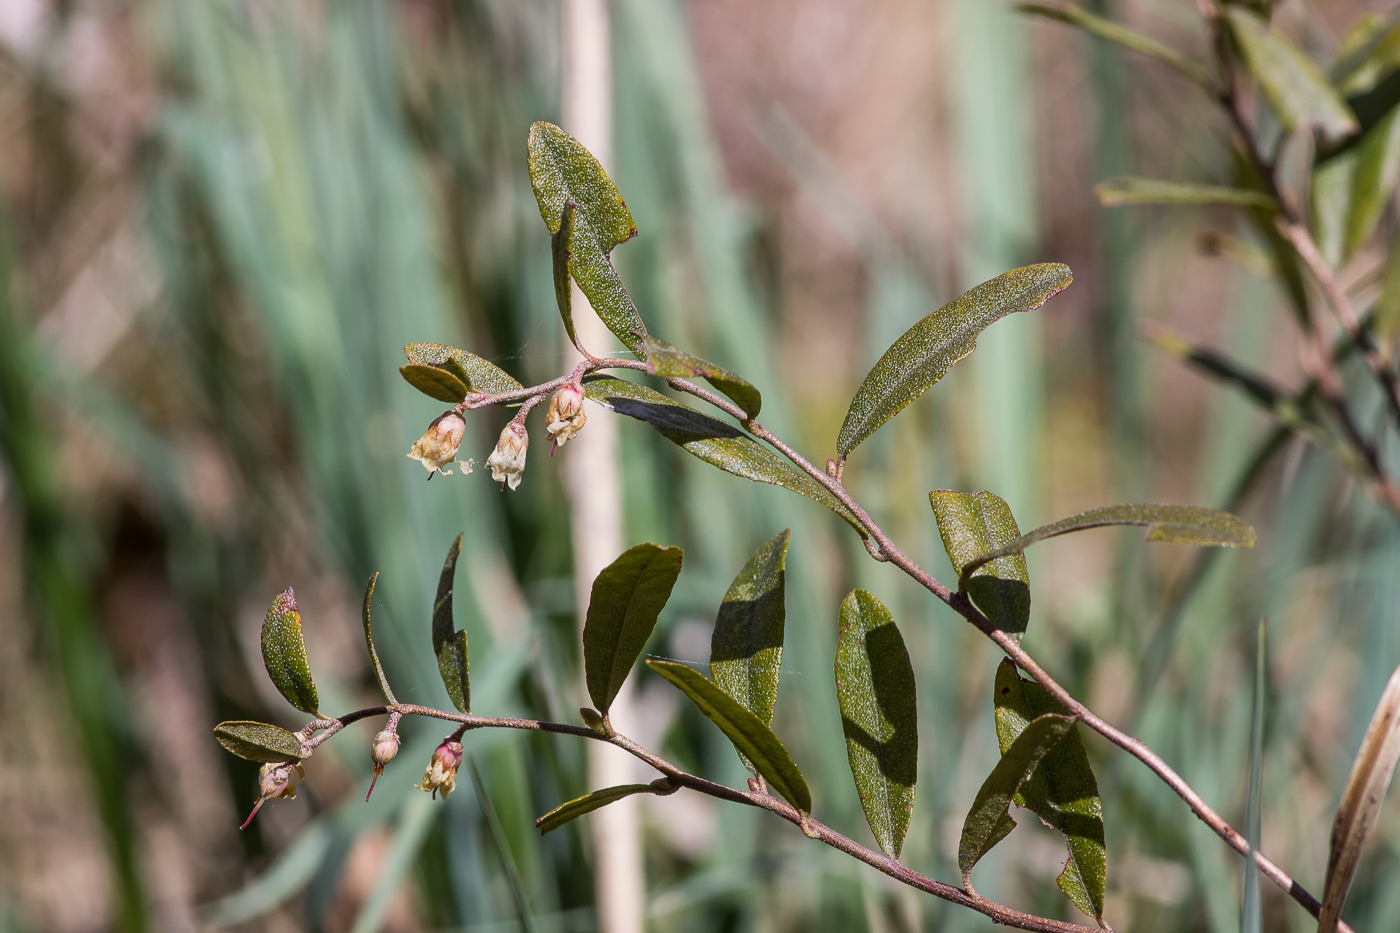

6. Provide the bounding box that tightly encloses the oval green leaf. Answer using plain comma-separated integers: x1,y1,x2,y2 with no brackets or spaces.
643,335,762,419
583,376,864,535
261,588,319,716
994,660,1106,921
1225,8,1358,145
399,364,469,404
930,491,1030,640
527,121,648,357
214,721,305,762
433,534,470,713
835,590,918,860
584,543,683,716
1094,177,1278,210
959,503,1256,580
837,264,1072,459
362,572,396,705
711,530,789,735
404,342,524,396
647,659,812,814
536,783,660,835
959,712,1075,885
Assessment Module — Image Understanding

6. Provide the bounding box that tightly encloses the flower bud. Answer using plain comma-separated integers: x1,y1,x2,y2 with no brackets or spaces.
485,422,528,491
407,411,471,479
545,383,587,453
365,728,401,801
241,760,306,829
416,739,464,799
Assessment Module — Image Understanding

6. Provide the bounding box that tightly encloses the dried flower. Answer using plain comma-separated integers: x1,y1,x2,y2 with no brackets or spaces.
485,422,528,490
417,739,464,799
407,412,471,479
545,383,587,453
366,727,401,801
241,760,306,829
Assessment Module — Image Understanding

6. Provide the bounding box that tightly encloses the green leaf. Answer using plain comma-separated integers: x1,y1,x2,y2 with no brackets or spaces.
1344,104,1400,259
647,660,811,814
1332,14,1400,97
835,590,918,859
214,721,305,762
929,491,1030,640
959,503,1257,579
527,121,648,357
1312,149,1359,267
837,264,1072,459
584,543,684,716
582,376,865,535
643,335,762,419
261,588,320,716
536,783,663,835
1225,8,1358,144
959,713,1075,884
552,201,580,351
1018,3,1212,88
1094,176,1279,210
398,364,469,404
404,343,524,396
1378,228,1400,338
711,530,789,734
433,534,470,713
994,660,1106,921
362,572,396,705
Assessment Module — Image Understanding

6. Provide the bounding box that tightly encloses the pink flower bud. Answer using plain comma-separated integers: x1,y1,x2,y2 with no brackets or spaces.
416,739,464,799
407,411,472,479
485,422,528,491
545,383,587,454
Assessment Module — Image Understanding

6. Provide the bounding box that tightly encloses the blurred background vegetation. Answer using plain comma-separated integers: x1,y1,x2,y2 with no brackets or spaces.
1,0,1397,931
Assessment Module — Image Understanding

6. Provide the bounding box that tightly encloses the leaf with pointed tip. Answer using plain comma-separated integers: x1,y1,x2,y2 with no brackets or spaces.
711,530,789,732
1094,177,1278,210
261,588,320,716
930,491,1030,640
1344,104,1400,259
362,572,396,705
583,376,865,535
959,503,1256,579
643,335,762,419
399,364,470,404
1318,664,1400,933
836,590,918,859
838,264,1072,459
214,721,305,762
959,713,1075,884
536,784,661,834
403,343,524,396
527,121,648,356
1017,3,1212,88
994,660,1106,921
584,544,684,716
1312,149,1359,267
1225,8,1358,145
433,534,470,713
552,201,580,350
648,660,811,814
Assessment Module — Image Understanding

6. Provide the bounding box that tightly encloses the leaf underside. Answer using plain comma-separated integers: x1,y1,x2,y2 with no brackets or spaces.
404,342,524,396
214,721,305,762
930,490,1030,639
399,363,469,404
433,534,471,713
261,588,320,716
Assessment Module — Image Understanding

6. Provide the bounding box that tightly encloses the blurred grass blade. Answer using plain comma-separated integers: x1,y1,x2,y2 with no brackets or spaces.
214,722,306,762
960,503,1256,579
959,713,1075,885
1343,106,1400,259
1094,176,1278,210
362,572,396,705
930,490,1030,639
403,343,524,395
261,588,321,716
468,757,540,933
1378,233,1400,338
536,783,670,834
643,334,762,419
1018,3,1213,88
835,590,918,859
583,376,865,533
647,660,811,814
1225,8,1358,144
399,363,469,403
710,530,789,729
837,263,1072,459
349,794,435,933
583,543,684,716
1243,620,1267,933
201,820,333,928
432,534,470,713
1317,664,1400,933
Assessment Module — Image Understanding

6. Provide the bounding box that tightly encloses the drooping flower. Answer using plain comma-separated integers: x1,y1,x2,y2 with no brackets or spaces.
407,412,471,479
417,739,464,799
241,760,306,829
486,422,528,491
366,727,401,801
545,383,587,454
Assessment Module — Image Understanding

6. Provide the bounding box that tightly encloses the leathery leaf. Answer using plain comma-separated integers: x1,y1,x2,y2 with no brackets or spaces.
583,543,684,716
362,572,396,705
214,721,305,763
711,530,789,734
261,588,320,716
536,782,675,835
404,342,524,396
433,534,470,713
930,491,1030,639
643,335,762,419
